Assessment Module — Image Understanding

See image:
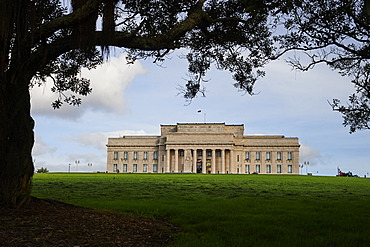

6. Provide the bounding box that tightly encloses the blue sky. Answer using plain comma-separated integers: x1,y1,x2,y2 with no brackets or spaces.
30,50,370,176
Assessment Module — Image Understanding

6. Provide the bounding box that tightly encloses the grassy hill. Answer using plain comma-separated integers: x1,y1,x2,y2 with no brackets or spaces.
32,173,370,246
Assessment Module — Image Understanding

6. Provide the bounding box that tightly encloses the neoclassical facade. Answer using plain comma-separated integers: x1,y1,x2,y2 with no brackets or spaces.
106,123,300,174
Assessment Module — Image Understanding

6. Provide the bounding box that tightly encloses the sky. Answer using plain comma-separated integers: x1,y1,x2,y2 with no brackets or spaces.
30,49,370,177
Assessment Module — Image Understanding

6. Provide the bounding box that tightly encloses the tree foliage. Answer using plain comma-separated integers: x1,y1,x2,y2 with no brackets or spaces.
0,0,284,208
276,0,370,133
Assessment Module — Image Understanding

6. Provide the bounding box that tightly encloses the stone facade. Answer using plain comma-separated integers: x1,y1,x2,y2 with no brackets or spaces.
106,123,300,174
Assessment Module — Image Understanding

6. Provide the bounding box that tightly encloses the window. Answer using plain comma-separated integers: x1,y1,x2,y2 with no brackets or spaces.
133,152,138,160
153,151,158,160
277,165,282,173
143,164,148,172
153,164,158,173
277,152,282,161
207,150,212,157
245,152,250,160
123,151,128,160
245,165,250,173
133,164,137,172
288,152,293,161
197,150,203,157
256,152,260,161
113,151,118,160
266,152,271,161
123,164,127,173
237,155,240,162
288,165,292,173
266,165,271,173
256,165,261,173
113,164,117,172
216,150,221,157
143,152,148,160
180,150,185,157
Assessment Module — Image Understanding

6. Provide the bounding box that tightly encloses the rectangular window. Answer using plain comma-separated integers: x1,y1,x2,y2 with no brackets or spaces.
143,152,148,160
113,164,117,172
143,164,148,172
245,152,250,160
133,152,138,160
288,165,292,173
180,150,185,157
237,155,240,162
288,152,293,161
153,164,158,173
266,152,271,160
197,150,203,157
113,151,118,160
133,164,137,172
277,152,282,161
256,152,260,161
124,151,128,160
123,164,127,173
207,150,212,157
245,165,250,173
153,151,158,160
266,165,271,173
216,150,221,157
256,165,261,173
277,165,282,173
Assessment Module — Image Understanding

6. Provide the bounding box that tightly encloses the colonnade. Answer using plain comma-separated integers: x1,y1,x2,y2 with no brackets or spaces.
164,148,234,174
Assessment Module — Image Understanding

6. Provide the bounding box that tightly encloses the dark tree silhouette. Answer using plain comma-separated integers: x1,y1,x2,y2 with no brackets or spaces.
0,0,281,208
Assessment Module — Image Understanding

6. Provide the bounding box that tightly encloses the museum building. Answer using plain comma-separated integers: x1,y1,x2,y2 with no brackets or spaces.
106,123,300,174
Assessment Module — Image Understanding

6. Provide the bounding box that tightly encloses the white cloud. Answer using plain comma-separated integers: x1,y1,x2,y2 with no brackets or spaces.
299,142,327,167
30,53,147,119
32,135,57,156
71,130,148,150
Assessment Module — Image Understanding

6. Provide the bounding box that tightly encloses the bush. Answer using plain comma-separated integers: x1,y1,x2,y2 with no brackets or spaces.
36,167,49,173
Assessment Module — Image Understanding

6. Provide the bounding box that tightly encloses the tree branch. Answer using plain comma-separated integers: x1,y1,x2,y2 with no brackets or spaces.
35,0,101,44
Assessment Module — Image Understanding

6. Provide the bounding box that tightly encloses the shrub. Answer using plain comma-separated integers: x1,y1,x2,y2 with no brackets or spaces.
36,167,49,173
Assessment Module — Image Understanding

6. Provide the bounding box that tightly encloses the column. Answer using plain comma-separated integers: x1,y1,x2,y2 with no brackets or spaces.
229,150,234,174
185,149,191,172
211,149,216,174
174,149,179,173
183,149,187,172
221,149,225,174
192,149,197,173
202,149,206,174
166,149,170,173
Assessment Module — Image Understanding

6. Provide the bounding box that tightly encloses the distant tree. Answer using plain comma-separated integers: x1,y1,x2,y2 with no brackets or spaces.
36,167,49,173
275,0,370,133
0,0,284,208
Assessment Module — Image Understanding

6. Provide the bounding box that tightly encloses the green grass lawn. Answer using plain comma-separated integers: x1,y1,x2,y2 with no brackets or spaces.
31,173,370,247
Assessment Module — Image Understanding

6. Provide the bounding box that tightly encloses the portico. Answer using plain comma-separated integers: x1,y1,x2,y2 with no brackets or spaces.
163,147,234,174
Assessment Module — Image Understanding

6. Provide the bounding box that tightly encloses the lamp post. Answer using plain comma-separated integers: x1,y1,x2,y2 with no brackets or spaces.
299,164,303,175
88,163,93,172
68,163,71,173
75,160,79,172
304,161,309,175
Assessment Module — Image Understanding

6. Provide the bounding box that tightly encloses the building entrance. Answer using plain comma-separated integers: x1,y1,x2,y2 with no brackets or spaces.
196,159,202,173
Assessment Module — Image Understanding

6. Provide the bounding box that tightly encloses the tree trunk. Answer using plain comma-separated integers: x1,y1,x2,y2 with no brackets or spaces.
0,73,35,208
